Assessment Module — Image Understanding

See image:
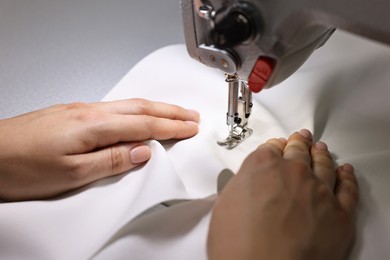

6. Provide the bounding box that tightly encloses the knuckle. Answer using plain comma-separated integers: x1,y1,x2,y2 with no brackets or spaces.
289,160,311,178
70,110,105,123
291,159,310,172
130,98,150,113
67,170,84,183
63,102,89,110
314,159,334,170
316,183,333,200
253,147,279,162
142,116,156,134
266,138,283,145
340,170,358,185
286,142,308,153
61,157,87,183
265,138,279,146
289,132,311,144
342,180,359,200
313,152,334,166
109,147,124,174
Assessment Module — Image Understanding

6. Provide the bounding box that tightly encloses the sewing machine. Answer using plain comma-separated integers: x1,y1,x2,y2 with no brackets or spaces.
181,0,390,149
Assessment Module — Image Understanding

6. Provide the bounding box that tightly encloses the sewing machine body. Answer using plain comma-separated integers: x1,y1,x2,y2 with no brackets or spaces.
181,0,390,148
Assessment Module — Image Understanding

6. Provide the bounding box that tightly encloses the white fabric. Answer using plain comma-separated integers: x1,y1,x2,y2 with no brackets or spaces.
1,30,390,259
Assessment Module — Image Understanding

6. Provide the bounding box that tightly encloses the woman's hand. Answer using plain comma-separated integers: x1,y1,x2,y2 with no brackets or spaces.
0,99,199,201
208,129,359,260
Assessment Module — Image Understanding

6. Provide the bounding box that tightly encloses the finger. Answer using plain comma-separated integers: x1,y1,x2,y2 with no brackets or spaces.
91,99,200,122
335,164,359,216
67,143,152,185
85,114,199,149
238,138,286,175
311,141,336,190
283,129,313,165
257,137,287,156
21,99,200,125
247,137,287,164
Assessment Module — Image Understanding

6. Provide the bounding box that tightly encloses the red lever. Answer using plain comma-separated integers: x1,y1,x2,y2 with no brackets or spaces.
248,57,275,93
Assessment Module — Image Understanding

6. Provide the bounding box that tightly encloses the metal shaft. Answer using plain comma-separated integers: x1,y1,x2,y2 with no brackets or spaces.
226,74,239,130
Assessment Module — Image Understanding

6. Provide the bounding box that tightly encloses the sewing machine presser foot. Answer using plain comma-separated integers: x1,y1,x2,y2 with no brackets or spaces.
217,125,253,149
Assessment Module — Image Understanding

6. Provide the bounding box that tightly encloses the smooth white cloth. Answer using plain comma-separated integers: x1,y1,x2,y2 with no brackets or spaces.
1,30,390,259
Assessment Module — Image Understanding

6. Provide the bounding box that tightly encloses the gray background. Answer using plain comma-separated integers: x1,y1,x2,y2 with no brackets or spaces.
0,0,184,118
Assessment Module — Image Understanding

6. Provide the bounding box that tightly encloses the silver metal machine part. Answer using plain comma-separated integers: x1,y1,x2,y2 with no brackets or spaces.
181,0,390,149
217,74,253,149
182,0,390,86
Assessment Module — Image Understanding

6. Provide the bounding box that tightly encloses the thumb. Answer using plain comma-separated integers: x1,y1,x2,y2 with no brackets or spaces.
72,143,151,185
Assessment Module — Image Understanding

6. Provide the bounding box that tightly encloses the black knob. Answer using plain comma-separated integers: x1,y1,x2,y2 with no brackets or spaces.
211,11,254,49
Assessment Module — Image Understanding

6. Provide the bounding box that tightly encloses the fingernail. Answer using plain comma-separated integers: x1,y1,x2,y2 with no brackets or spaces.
130,145,151,164
343,163,354,174
185,120,199,128
188,109,200,120
299,129,312,140
315,141,328,151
